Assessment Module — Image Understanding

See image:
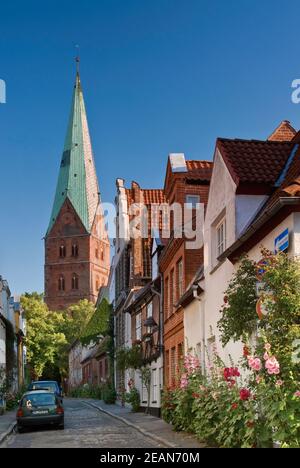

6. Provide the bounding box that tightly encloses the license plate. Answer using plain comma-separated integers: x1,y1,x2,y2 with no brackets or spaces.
32,410,48,415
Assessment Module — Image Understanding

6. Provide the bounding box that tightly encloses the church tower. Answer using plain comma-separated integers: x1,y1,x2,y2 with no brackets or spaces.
45,69,110,310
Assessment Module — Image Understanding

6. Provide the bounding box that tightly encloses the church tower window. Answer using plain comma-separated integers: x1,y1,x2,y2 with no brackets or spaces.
72,244,79,257
58,275,65,291
59,245,66,258
72,274,79,290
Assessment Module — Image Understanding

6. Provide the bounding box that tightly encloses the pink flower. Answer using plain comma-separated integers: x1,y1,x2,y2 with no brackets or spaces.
264,343,271,351
180,373,188,389
275,380,283,387
183,354,200,375
265,356,280,375
294,391,300,398
263,352,270,361
256,375,262,384
248,357,262,371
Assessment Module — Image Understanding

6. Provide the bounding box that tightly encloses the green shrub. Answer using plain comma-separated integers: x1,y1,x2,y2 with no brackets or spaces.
102,384,117,404
125,387,140,412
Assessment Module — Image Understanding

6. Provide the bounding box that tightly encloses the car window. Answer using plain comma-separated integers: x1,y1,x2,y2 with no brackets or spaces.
30,382,57,392
22,393,56,407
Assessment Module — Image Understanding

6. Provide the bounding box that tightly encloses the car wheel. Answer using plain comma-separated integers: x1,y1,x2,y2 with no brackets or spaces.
17,425,25,433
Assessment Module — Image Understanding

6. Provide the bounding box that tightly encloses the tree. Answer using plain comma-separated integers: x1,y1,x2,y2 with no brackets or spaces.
56,299,96,379
21,293,66,379
80,298,110,346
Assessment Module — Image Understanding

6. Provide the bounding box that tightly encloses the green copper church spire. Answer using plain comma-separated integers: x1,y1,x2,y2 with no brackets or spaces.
47,65,100,234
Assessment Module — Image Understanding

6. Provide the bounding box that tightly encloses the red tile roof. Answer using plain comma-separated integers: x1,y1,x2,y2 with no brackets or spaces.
267,120,297,142
125,188,166,206
143,189,166,205
185,160,213,180
258,144,300,213
217,138,294,186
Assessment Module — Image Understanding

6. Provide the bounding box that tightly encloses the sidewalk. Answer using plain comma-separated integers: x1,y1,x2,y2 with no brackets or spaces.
82,398,206,448
0,410,16,444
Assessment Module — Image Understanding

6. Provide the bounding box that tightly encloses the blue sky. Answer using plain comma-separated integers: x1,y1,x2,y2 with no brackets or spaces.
1,0,300,294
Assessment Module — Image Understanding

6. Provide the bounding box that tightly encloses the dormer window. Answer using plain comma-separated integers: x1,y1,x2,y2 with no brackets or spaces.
72,244,79,257
72,274,79,290
58,275,65,291
59,245,66,258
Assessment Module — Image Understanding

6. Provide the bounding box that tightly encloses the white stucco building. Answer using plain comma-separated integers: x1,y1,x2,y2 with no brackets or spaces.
183,120,300,368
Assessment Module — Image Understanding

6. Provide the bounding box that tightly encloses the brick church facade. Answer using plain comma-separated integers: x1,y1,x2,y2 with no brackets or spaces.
44,71,109,310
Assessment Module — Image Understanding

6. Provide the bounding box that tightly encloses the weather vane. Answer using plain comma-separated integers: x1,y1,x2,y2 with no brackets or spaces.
75,44,80,73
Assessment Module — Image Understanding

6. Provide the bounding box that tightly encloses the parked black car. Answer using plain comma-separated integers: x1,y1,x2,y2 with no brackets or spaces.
27,380,63,403
17,390,64,432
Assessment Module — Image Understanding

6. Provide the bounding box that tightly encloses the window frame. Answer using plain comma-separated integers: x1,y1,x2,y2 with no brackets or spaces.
185,194,200,209
216,218,226,258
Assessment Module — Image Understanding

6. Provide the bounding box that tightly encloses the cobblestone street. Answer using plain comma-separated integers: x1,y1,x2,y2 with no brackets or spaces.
0,399,163,448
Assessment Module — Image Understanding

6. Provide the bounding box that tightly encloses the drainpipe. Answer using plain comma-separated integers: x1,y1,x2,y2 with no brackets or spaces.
192,285,205,375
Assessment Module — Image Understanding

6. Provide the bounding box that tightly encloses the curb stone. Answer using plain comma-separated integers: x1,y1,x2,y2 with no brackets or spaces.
81,400,178,448
0,421,16,445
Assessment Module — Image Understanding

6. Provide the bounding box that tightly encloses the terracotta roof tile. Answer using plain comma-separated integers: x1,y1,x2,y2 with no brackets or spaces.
217,138,294,186
185,160,213,180
143,189,166,205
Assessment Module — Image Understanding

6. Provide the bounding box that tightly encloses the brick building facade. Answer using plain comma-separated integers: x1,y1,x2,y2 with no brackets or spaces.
159,154,213,386
45,72,109,310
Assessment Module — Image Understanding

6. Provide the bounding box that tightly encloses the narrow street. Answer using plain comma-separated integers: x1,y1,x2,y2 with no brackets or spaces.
0,399,163,448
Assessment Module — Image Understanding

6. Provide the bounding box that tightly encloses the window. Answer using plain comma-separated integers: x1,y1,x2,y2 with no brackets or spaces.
216,219,226,257
95,248,99,259
186,195,200,208
96,277,100,291
59,245,66,258
136,312,142,340
72,244,79,257
72,274,79,290
146,302,153,333
196,342,202,361
177,259,183,299
152,368,158,403
159,367,163,390
165,277,169,317
100,246,104,261
170,347,176,385
165,350,170,386
170,269,174,312
177,343,183,373
58,275,65,291
207,336,216,367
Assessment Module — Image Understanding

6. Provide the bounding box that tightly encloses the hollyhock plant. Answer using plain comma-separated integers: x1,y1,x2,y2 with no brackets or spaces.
294,391,300,398
223,367,240,381
183,353,200,375
180,373,188,389
240,388,251,401
247,356,262,371
275,380,283,387
265,356,280,375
